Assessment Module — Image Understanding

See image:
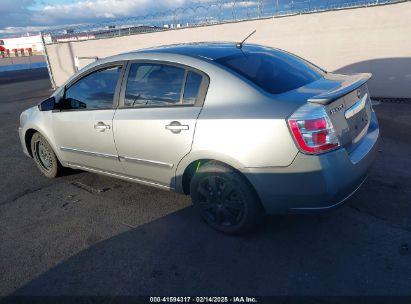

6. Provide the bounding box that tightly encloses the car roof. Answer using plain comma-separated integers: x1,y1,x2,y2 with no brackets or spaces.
123,42,283,61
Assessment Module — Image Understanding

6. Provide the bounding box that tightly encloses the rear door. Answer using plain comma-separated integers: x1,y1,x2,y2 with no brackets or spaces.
52,63,125,173
113,61,209,188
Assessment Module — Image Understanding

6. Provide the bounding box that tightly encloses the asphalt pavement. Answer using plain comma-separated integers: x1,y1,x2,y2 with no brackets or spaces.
0,70,410,297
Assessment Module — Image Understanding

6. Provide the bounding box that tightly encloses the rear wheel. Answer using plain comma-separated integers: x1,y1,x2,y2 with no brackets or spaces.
190,161,264,234
31,132,62,178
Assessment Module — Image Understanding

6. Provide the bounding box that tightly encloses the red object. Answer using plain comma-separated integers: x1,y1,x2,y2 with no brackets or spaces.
25,48,32,51
288,119,338,154
303,117,327,131
312,131,327,145
19,48,24,51
6,49,10,54
12,48,18,52
0,46,5,51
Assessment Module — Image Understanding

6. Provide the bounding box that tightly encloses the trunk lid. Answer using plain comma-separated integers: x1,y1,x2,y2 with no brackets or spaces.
300,73,373,151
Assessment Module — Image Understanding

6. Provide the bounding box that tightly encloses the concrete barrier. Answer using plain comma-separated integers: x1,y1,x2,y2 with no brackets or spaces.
45,1,411,98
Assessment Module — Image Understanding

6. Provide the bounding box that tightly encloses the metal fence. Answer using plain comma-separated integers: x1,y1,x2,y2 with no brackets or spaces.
42,0,404,43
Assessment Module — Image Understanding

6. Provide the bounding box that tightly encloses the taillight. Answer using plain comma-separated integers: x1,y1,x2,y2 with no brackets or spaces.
287,104,340,154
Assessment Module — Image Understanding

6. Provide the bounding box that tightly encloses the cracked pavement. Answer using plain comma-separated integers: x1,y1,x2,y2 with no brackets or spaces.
0,70,410,296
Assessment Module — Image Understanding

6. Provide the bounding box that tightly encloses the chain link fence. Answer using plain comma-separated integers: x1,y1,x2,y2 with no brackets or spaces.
41,0,404,43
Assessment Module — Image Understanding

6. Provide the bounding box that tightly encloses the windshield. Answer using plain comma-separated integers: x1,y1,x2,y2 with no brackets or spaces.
215,50,324,94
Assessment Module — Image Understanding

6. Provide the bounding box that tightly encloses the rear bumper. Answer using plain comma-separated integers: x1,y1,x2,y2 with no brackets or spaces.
244,112,379,214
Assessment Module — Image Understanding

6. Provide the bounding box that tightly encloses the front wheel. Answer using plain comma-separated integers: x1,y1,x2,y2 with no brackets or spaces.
190,161,264,234
31,132,63,178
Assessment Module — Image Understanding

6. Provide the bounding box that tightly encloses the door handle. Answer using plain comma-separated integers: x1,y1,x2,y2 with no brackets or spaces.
94,122,111,132
165,121,189,134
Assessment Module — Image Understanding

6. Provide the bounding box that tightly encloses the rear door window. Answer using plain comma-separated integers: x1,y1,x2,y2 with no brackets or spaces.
215,51,323,94
183,71,203,104
124,63,185,107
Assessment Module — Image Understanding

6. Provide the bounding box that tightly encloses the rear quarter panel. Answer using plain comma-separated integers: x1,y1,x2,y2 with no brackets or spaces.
175,67,303,193
192,116,297,168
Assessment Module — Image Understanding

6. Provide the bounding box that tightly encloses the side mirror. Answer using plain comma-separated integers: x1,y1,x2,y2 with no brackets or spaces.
38,97,56,111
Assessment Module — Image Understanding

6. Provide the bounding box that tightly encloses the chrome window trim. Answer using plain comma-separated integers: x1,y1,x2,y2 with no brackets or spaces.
118,59,210,109
57,61,127,111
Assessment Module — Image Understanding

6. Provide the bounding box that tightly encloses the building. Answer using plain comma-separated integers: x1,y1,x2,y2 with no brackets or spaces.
0,34,43,54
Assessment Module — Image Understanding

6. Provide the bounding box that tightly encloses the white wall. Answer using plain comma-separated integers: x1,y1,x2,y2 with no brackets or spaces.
45,1,411,98
1,34,43,52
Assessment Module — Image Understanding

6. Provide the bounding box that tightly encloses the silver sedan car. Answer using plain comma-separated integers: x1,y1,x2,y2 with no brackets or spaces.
19,43,379,233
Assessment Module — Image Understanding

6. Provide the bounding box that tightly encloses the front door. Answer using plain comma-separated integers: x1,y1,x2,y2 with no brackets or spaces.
113,61,208,188
53,64,124,174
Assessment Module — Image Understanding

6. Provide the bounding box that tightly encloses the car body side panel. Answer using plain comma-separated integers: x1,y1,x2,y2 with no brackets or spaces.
113,106,202,188
174,149,251,193
187,60,304,169
19,107,63,164
18,46,380,216
191,118,298,167
51,110,124,174
244,111,379,213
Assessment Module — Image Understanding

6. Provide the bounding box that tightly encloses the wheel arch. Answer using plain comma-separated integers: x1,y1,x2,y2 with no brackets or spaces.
24,127,64,165
181,158,211,195
180,158,265,213
176,151,245,194
24,128,38,157
177,153,262,205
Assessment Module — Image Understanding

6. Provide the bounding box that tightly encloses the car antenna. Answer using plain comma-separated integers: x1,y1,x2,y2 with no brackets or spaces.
236,30,256,49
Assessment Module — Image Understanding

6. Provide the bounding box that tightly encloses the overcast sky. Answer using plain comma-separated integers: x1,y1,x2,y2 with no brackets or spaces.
0,0,362,36
0,0,197,35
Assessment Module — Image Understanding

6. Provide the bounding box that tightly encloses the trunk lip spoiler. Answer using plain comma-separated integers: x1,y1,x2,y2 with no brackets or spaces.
308,73,372,105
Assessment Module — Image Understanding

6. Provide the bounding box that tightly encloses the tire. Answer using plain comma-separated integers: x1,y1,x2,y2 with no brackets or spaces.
190,161,264,234
30,132,63,178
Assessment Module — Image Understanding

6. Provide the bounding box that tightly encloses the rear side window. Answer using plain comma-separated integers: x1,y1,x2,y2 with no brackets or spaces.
125,63,185,107
63,66,121,110
183,71,203,104
215,51,323,94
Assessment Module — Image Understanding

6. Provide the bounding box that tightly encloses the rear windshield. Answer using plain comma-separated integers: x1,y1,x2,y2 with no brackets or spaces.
215,50,324,94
